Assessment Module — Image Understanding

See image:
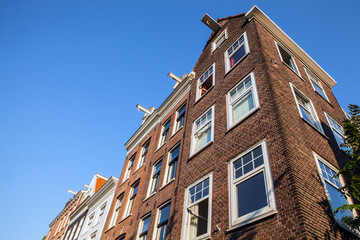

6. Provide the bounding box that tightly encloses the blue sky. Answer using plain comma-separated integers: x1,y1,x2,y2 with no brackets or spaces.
0,1,359,239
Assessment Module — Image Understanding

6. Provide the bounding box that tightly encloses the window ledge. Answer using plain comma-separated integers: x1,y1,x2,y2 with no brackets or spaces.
159,179,175,191
188,141,213,161
194,86,214,106
133,165,144,175
143,192,156,202
104,226,115,234
224,52,250,77
226,210,277,233
282,62,304,81
170,127,183,140
119,215,131,224
315,91,333,107
226,107,260,134
155,142,167,154
119,178,129,188
301,118,328,140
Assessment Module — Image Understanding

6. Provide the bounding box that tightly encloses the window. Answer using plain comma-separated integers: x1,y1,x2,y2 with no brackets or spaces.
159,119,171,147
182,174,212,240
325,113,347,151
87,214,94,231
68,222,77,240
125,182,139,217
90,232,96,240
212,29,227,51
225,32,250,72
74,216,85,239
191,106,214,155
229,141,276,227
290,84,323,132
116,235,125,240
97,204,106,223
276,43,300,75
138,140,150,168
154,203,171,240
305,69,328,101
137,214,151,240
109,194,123,228
314,154,354,225
123,155,135,182
64,227,72,240
227,72,260,128
196,64,215,100
165,144,179,184
174,104,186,133
148,160,162,195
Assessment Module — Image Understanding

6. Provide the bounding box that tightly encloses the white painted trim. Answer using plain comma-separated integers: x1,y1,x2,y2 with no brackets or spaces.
211,28,228,52
275,41,301,76
304,68,329,102
196,63,216,102
224,31,250,73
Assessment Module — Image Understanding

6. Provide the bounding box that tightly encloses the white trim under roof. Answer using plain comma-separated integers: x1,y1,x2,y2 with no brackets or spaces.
245,5,337,88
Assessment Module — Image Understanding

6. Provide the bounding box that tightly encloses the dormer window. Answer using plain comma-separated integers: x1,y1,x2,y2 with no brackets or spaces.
196,64,215,101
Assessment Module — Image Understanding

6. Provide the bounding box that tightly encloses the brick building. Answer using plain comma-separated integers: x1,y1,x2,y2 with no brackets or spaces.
99,5,357,240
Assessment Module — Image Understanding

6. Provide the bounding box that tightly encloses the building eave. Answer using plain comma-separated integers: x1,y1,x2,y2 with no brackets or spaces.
245,5,337,88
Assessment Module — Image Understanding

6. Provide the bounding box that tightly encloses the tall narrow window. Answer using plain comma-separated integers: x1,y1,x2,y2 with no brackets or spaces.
182,174,212,240
229,141,276,227
109,194,123,228
97,204,106,223
175,104,186,132
227,72,259,128
325,114,347,151
138,140,150,168
159,119,171,147
225,32,250,72
125,182,139,217
154,203,171,240
305,69,328,101
74,216,85,239
68,222,77,240
276,43,300,75
291,84,323,132
196,64,215,100
191,106,214,155
165,144,179,183
148,160,162,195
123,155,135,182
314,154,354,224
87,214,94,232
137,214,151,240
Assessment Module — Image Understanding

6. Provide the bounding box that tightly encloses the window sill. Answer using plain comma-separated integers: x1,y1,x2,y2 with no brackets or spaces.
119,178,129,188
301,118,328,140
226,210,277,233
189,141,213,161
104,226,115,234
133,164,144,175
119,215,131,224
224,52,250,77
226,107,260,134
194,86,214,106
315,91,333,107
155,142,167,153
171,126,183,139
159,178,175,191
143,192,156,202
282,62,304,81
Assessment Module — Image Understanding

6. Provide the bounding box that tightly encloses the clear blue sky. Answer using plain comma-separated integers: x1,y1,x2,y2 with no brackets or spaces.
0,1,359,239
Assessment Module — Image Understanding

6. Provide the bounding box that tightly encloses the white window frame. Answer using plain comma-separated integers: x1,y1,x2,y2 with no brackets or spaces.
152,201,171,240
90,231,97,240
225,32,250,73
181,173,213,240
137,140,150,169
137,213,151,240
147,158,163,196
324,113,347,151
97,204,106,223
196,63,215,101
173,103,186,134
158,119,171,148
275,42,300,76
163,143,180,185
123,155,135,182
313,153,356,229
228,140,276,228
190,106,215,156
212,28,227,52
226,72,260,129
74,216,85,239
86,213,94,232
109,194,123,228
124,181,139,218
290,83,323,133
305,68,329,101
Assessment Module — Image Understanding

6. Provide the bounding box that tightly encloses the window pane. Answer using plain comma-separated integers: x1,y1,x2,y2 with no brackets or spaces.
236,171,268,217
299,105,316,126
195,124,211,151
232,91,254,122
159,204,170,225
188,199,208,239
230,45,246,68
141,216,151,234
325,182,353,221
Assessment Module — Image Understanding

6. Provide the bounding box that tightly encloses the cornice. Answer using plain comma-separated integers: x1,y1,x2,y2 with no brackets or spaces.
245,5,337,88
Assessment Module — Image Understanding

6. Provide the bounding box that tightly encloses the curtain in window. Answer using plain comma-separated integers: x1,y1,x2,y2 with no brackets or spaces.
232,92,254,122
